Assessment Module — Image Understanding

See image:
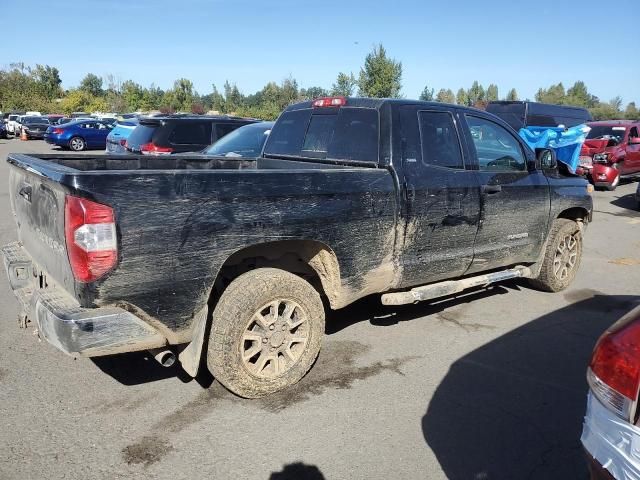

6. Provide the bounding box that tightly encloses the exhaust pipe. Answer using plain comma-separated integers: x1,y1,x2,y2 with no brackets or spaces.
149,348,176,368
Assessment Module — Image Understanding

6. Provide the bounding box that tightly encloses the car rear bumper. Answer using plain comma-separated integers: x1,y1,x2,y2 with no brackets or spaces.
581,392,640,480
1,241,166,357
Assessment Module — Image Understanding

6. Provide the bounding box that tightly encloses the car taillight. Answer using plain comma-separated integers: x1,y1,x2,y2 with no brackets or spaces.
588,307,640,421
140,142,173,155
53,128,64,134
64,196,117,282
312,96,347,108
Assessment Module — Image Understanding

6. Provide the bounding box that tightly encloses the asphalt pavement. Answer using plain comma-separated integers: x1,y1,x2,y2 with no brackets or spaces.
0,137,639,479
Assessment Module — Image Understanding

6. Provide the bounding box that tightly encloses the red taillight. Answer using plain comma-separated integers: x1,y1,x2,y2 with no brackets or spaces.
312,96,347,108
588,308,640,420
64,196,117,282
53,128,64,134
140,142,173,155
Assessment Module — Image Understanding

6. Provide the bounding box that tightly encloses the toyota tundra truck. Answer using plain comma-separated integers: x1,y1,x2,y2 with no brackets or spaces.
2,97,593,398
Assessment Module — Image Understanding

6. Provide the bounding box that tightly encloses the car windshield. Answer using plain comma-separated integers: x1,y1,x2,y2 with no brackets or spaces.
587,126,627,142
203,122,273,157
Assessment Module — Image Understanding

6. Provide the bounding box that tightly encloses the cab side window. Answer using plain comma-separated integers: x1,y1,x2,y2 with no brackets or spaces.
419,111,464,169
630,127,639,140
465,116,526,172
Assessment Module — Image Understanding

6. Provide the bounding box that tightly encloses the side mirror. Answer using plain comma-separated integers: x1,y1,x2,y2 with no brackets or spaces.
536,148,557,169
628,137,640,145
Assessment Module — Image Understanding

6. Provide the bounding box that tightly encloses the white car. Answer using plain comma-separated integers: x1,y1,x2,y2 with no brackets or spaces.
581,304,640,479
6,114,20,136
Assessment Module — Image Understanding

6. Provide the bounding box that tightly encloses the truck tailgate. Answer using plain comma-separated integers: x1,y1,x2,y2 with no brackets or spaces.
8,162,75,293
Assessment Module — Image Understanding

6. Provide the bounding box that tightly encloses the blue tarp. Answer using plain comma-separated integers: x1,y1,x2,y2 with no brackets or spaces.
518,125,590,173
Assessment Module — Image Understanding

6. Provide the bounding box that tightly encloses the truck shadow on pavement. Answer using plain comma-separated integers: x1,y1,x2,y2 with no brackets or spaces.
422,291,640,480
610,191,639,214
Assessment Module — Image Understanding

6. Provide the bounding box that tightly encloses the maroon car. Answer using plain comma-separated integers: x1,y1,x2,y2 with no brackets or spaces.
579,121,640,190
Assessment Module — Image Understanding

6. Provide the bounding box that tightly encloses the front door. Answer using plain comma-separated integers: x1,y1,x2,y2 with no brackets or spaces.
397,106,481,288
460,114,551,273
624,126,640,173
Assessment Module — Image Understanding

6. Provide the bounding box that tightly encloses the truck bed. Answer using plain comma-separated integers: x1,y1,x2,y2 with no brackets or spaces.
7,153,398,341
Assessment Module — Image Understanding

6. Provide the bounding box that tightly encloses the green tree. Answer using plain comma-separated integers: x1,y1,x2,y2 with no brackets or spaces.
419,85,435,101
535,83,565,105
357,44,402,98
590,99,622,120
435,88,455,104
79,73,103,97
456,88,469,106
486,84,499,102
121,80,144,111
59,89,96,114
300,86,328,100
331,72,357,97
33,64,62,99
506,88,519,101
566,81,598,107
625,102,639,120
467,81,485,106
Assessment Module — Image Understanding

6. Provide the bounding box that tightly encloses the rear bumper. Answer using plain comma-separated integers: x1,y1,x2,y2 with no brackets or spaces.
581,392,640,480
1,242,166,357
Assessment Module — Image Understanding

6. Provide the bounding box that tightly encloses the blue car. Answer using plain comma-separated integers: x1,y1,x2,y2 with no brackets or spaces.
105,118,138,154
44,119,114,151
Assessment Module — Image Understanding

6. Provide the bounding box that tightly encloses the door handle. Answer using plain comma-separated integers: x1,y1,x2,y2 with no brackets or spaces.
482,185,502,194
19,184,32,202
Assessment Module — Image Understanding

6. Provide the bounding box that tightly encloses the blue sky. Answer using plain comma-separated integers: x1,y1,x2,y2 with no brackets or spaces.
3,0,638,105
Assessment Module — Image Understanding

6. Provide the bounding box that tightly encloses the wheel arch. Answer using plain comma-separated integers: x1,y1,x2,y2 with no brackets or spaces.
557,206,590,224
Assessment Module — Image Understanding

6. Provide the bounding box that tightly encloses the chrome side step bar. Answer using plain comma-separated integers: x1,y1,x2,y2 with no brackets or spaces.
381,266,532,306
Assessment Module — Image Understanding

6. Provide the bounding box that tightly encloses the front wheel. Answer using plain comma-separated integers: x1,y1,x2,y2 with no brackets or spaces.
529,218,583,292
207,268,325,398
69,136,85,151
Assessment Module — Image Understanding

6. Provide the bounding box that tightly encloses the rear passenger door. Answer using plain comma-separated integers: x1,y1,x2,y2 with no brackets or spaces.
460,114,551,273
624,127,640,173
397,106,481,288
168,122,212,152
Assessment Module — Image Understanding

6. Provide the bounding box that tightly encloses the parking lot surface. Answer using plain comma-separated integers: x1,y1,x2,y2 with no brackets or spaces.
1,138,639,479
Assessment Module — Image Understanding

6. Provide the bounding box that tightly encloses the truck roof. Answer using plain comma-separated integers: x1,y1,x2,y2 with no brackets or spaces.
285,97,483,113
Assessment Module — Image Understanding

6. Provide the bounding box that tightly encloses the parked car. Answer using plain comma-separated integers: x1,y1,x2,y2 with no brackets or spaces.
44,119,114,151
21,116,50,139
582,305,640,479
486,101,593,131
105,118,138,154
2,97,592,398
579,121,640,190
6,114,22,136
45,114,64,124
198,121,274,157
125,115,258,155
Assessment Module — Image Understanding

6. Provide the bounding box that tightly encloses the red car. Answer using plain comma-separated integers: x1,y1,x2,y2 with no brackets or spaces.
579,121,640,190
582,305,640,479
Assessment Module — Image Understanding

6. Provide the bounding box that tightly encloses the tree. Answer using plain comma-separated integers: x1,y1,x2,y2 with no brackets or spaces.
467,81,485,106
535,82,565,105
625,102,639,120
357,44,402,98
79,73,103,97
331,72,357,97
506,88,519,101
419,85,435,102
566,81,598,107
121,80,144,111
59,89,95,114
435,88,455,104
33,64,62,99
456,88,469,106
301,86,328,100
486,84,499,102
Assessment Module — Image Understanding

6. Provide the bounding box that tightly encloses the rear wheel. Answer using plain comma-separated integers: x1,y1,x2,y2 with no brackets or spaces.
69,136,85,151
529,218,582,292
207,268,325,398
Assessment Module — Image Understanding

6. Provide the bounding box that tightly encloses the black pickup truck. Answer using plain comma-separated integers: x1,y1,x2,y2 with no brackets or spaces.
2,97,593,397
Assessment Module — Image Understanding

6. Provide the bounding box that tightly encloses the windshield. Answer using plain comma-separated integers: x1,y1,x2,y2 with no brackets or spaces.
587,125,627,143
203,122,274,157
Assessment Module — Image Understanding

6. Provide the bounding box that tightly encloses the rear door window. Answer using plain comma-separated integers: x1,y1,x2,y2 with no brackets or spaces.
169,122,212,145
264,107,379,163
215,123,240,140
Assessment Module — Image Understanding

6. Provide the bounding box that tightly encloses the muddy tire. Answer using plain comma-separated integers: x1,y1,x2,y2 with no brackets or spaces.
207,268,325,398
529,218,582,292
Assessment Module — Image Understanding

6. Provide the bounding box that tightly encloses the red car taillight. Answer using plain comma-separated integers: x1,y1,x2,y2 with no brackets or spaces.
64,196,117,282
588,307,640,421
53,128,65,134
140,142,173,155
